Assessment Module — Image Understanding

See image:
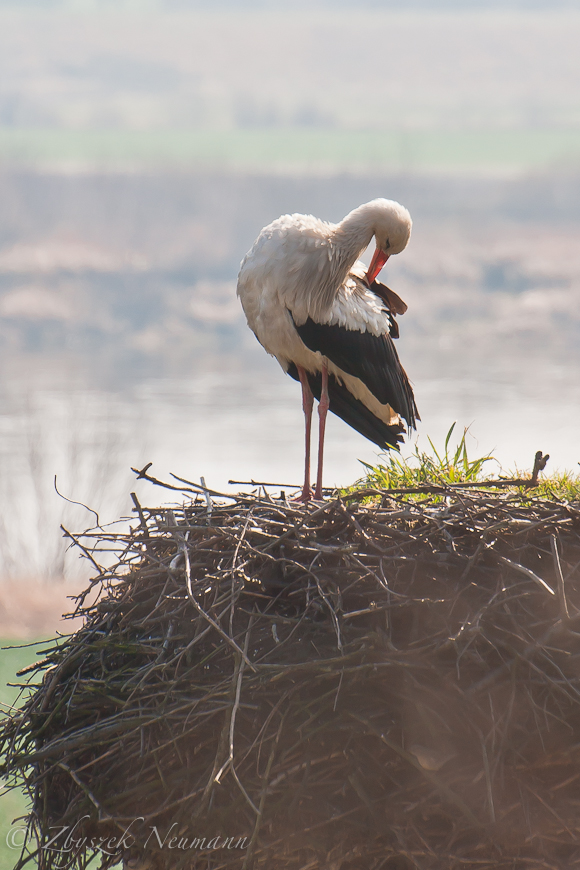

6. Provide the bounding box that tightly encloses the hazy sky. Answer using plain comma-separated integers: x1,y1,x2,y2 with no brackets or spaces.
1,5,579,133
2,0,580,8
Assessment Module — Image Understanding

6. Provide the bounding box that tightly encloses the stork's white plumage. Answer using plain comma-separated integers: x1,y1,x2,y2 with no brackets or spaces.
237,198,419,501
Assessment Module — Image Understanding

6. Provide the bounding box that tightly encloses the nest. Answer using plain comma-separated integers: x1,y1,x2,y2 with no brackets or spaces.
2,475,580,870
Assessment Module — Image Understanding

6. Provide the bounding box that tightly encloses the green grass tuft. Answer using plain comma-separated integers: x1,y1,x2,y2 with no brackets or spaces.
511,469,580,503
356,423,496,493
350,423,580,503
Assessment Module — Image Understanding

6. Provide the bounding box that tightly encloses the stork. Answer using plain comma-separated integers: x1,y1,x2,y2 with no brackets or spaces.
237,198,419,501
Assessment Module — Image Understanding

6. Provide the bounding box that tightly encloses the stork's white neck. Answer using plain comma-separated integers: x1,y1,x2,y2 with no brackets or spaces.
334,204,378,261
319,200,407,305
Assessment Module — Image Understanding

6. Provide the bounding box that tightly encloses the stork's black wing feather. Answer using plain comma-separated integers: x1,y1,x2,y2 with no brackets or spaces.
291,314,418,429
287,364,404,450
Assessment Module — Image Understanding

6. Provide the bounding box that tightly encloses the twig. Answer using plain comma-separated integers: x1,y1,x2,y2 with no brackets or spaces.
57,762,112,820
131,465,238,503
216,623,259,816
183,546,255,672
531,451,550,485
550,533,570,621
496,553,555,596
130,491,150,539
60,525,103,575
215,623,252,785
169,471,238,500
229,478,334,493
54,475,101,527
200,476,213,516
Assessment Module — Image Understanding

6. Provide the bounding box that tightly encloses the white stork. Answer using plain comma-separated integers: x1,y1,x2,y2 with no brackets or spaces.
237,198,419,501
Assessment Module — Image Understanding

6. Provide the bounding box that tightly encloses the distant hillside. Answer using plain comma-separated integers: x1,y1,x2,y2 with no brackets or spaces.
0,7,579,147
1,129,580,174
0,169,578,384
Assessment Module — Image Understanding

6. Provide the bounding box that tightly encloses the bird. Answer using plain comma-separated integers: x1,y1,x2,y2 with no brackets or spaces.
237,198,419,502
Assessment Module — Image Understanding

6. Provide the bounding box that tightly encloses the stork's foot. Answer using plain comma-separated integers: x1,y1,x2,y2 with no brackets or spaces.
293,485,314,503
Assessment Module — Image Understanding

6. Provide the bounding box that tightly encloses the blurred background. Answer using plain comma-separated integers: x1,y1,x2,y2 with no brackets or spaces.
0,0,580,624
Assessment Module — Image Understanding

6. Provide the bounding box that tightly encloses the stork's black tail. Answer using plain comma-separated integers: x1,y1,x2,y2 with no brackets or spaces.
287,364,405,451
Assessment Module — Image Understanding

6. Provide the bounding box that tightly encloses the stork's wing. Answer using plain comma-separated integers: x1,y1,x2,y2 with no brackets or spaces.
369,280,408,315
348,261,408,315
291,314,418,430
287,364,405,450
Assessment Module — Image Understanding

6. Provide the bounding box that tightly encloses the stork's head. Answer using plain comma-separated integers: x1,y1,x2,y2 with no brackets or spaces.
370,198,412,255
362,198,412,284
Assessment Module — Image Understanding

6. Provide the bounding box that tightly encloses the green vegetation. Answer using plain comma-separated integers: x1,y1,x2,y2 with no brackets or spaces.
357,424,496,492
518,469,580,502
1,127,580,172
353,423,580,502
0,642,45,870
0,785,27,869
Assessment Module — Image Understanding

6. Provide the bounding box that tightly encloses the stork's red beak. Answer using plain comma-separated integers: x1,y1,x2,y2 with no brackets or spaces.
365,247,390,286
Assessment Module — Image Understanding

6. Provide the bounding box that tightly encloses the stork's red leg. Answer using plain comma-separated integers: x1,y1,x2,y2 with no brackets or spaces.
314,363,329,500
295,365,314,502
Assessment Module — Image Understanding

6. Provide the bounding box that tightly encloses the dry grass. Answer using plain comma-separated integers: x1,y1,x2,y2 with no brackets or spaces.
1,470,580,870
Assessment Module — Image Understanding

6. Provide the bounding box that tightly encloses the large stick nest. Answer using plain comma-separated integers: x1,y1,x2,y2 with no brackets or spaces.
2,479,580,870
